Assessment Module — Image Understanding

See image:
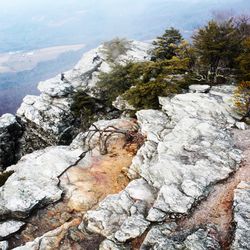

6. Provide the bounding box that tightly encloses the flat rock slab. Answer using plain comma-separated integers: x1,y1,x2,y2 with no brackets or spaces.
0,146,82,218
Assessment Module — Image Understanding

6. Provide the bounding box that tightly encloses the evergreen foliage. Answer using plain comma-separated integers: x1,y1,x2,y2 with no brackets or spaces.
71,91,102,128
192,19,240,83
96,62,136,106
151,27,183,60
237,37,250,80
96,56,190,110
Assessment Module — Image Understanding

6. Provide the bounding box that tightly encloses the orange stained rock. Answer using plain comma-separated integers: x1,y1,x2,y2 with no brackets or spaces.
61,137,135,211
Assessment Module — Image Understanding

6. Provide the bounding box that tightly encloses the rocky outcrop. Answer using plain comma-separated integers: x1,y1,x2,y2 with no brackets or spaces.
0,146,82,219
84,89,242,248
0,114,23,170
1,39,249,249
17,41,151,155
0,85,249,249
232,182,250,250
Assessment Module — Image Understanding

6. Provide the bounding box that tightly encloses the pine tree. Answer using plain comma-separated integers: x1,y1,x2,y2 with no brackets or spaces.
237,37,250,80
192,19,240,83
151,28,183,60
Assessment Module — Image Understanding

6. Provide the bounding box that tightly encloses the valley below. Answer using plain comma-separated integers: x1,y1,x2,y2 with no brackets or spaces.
0,44,85,115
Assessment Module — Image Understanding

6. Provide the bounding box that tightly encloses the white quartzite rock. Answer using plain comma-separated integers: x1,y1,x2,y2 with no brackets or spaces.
189,84,210,93
100,239,130,250
85,90,241,245
84,178,155,238
141,224,221,250
0,220,25,238
0,146,82,218
0,241,8,250
232,182,250,250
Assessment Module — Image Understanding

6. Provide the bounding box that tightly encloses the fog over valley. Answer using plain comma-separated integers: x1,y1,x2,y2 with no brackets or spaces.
0,0,249,114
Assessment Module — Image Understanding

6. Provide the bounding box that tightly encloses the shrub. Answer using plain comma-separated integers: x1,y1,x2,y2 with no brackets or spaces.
236,37,250,81
151,27,183,60
101,37,132,63
234,81,250,122
71,91,102,127
123,80,180,109
96,62,137,106
95,56,191,110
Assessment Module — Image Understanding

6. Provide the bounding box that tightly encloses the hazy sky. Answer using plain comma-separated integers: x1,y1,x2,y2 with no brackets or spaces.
0,0,249,52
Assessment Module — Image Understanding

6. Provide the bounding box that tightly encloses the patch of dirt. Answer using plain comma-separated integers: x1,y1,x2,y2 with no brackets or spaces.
177,129,250,249
131,230,149,250
8,134,138,248
61,137,136,212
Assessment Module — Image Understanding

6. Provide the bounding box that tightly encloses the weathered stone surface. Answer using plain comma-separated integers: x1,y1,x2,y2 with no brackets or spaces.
141,224,221,250
210,84,242,120
38,76,74,97
84,178,155,238
232,181,250,250
0,220,25,238
0,114,23,170
184,228,221,249
235,122,248,130
12,219,81,250
130,93,241,222
17,94,76,154
0,146,82,218
113,96,136,111
2,118,138,248
114,214,150,242
189,84,210,93
85,90,241,243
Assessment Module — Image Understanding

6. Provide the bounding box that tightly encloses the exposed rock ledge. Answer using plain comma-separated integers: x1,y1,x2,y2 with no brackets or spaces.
15,41,151,156
1,86,249,249
84,89,243,248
